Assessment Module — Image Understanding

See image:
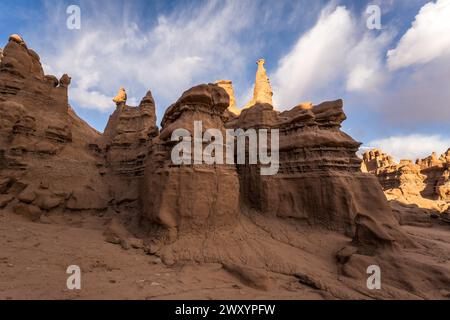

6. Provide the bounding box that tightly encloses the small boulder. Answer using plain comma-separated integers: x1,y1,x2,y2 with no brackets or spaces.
17,187,36,204
34,190,61,210
13,204,42,221
0,194,14,208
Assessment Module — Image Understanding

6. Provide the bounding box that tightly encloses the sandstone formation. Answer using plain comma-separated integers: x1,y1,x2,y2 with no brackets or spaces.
362,148,450,226
215,80,239,115
1,37,450,299
243,59,273,110
92,89,159,216
363,148,450,202
141,84,240,246
417,151,450,201
295,101,313,110
0,35,108,216
216,59,274,117
9,34,25,45
113,87,127,105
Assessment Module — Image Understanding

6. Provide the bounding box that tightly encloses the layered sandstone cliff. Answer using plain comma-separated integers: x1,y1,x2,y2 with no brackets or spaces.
0,36,108,216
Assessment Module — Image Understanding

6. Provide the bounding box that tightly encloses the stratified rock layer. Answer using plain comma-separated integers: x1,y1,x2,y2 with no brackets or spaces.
141,84,240,242
363,148,450,202
235,100,402,236
0,36,108,215
362,148,450,226
91,90,159,210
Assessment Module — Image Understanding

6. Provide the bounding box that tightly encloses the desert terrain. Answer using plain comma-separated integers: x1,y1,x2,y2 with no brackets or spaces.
1,34,449,300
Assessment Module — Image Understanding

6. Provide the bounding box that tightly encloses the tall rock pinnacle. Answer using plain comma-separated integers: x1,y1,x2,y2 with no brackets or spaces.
244,58,273,109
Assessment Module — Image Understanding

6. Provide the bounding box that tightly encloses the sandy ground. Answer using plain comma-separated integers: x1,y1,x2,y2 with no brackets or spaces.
1,209,449,300
0,211,328,300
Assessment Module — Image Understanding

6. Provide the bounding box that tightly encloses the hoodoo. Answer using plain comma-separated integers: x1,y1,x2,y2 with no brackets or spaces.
244,58,274,109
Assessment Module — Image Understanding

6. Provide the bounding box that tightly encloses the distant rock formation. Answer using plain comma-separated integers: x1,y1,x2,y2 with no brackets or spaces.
417,150,450,201
363,148,450,202
362,148,450,226
361,148,395,173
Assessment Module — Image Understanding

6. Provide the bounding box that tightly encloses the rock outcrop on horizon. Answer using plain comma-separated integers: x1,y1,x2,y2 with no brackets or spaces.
362,148,450,226
363,148,450,202
1,36,450,299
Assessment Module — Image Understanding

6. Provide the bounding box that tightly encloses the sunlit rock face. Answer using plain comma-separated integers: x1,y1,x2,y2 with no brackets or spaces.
215,80,239,115
244,58,273,109
363,148,450,202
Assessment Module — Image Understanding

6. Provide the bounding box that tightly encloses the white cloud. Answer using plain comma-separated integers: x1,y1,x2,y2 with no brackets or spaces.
387,0,450,70
271,5,391,109
70,87,111,112
346,32,392,91
36,1,257,114
365,134,450,161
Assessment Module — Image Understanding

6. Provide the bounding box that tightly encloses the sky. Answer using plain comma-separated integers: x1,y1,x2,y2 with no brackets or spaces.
0,0,449,161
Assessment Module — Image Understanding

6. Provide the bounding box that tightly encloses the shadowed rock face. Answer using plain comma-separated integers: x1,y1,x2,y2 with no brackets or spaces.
140,84,240,242
232,100,403,237
2,38,450,299
90,90,159,209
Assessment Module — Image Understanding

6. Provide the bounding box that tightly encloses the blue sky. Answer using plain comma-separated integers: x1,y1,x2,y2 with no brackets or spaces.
1,0,449,160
